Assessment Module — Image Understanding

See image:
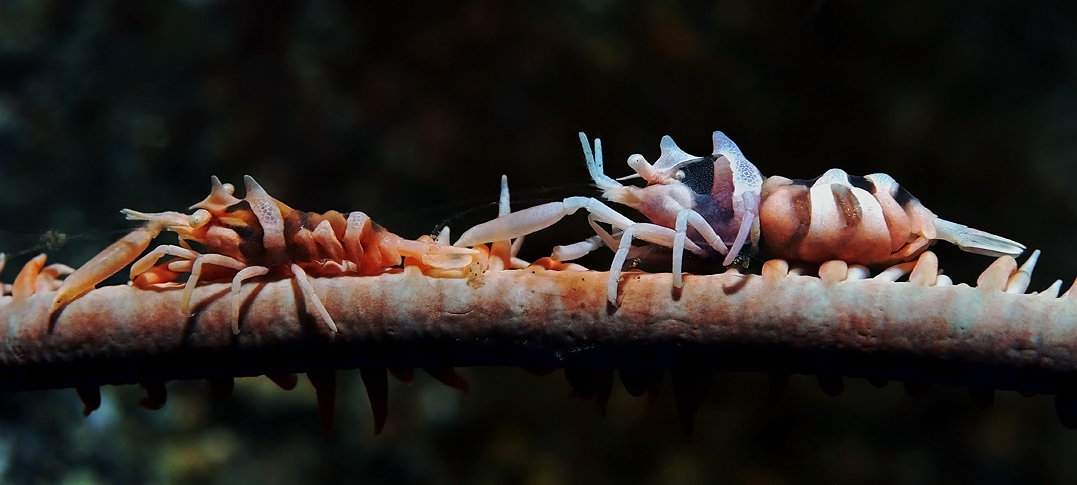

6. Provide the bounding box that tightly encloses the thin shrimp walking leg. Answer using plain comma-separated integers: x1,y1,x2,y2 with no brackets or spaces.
551,235,605,262
721,192,759,266
608,227,637,304
552,216,615,262
673,209,732,288
290,264,337,332
130,245,201,279
182,254,247,316
553,216,656,263
231,266,270,334
604,222,704,304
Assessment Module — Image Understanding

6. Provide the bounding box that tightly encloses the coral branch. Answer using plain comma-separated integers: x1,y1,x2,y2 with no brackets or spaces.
2,258,1075,397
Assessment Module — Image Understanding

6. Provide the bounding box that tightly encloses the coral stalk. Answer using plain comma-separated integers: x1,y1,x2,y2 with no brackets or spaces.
2,254,1074,397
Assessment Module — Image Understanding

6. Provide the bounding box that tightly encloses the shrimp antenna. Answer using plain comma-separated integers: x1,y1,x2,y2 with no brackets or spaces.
580,133,621,192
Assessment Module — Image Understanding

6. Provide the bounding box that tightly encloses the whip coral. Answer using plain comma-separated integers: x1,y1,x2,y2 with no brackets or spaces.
2,248,1076,431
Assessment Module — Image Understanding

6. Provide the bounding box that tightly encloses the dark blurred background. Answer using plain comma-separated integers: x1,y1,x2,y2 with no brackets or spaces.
0,1,1074,483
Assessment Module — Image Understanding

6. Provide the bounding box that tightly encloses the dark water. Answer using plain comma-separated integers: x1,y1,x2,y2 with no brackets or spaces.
0,1,1074,483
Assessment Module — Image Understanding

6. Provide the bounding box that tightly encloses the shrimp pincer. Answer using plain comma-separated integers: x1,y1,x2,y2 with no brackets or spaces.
51,175,480,334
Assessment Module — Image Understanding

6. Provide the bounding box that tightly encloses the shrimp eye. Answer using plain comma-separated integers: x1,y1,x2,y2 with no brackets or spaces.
674,170,686,181
222,183,235,195
677,157,716,196
190,209,211,228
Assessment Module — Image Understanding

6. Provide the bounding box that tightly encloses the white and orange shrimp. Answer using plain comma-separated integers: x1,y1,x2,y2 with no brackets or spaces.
50,175,481,333
454,132,1026,303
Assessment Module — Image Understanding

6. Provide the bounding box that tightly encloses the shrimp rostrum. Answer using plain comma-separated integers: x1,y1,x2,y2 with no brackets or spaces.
454,132,1026,303
50,176,479,333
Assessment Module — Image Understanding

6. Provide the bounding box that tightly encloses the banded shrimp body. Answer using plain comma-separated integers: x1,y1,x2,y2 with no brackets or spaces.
454,132,1026,303
47,175,483,334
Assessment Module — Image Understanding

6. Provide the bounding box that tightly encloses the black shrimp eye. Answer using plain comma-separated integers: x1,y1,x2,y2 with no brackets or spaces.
678,157,715,196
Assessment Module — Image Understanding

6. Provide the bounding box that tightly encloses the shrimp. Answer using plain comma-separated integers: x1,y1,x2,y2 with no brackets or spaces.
50,176,480,333
454,132,1025,303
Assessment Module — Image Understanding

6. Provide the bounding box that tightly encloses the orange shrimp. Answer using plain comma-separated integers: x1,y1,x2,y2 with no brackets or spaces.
50,176,480,333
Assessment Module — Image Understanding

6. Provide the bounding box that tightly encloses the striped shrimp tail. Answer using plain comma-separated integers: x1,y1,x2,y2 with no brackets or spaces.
933,218,1026,258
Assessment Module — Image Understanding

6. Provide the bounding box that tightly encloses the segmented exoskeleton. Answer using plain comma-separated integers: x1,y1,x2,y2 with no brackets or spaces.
455,132,1026,303
50,175,481,333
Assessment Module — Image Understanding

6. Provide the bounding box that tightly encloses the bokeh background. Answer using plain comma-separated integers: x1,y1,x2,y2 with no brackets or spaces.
0,1,1075,483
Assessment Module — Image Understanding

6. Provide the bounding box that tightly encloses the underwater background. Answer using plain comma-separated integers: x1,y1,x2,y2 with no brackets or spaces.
0,1,1075,483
